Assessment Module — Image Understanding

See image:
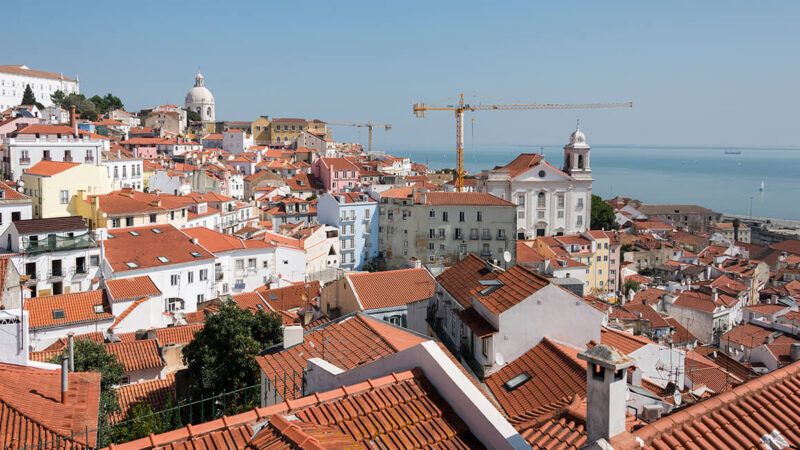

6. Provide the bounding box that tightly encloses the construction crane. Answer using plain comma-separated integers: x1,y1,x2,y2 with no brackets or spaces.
413,94,632,191
326,121,391,154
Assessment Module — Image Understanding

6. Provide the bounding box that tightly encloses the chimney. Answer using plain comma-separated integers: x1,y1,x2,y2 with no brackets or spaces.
61,355,69,404
712,287,718,303
67,333,75,372
578,344,636,445
791,343,800,362
282,325,303,349
69,106,77,136
146,329,158,341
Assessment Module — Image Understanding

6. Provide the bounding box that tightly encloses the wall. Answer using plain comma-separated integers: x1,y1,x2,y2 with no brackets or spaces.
24,164,113,219
320,276,359,317
0,198,32,237
29,318,114,351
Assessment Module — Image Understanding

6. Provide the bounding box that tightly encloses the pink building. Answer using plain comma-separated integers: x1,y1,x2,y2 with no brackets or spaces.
312,157,360,192
0,116,40,138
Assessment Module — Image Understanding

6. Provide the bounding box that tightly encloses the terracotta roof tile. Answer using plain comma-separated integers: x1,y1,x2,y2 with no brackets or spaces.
0,363,100,448
105,275,161,302
256,314,427,401
255,281,321,311
600,327,654,354
24,289,112,329
24,160,80,177
105,339,164,372
112,373,176,424
0,181,28,200
103,224,214,272
419,191,516,207
435,253,499,308
473,265,550,315
154,324,204,346
347,268,434,310
485,338,586,417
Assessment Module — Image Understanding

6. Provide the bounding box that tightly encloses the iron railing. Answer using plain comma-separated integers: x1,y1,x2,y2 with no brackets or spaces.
23,232,97,254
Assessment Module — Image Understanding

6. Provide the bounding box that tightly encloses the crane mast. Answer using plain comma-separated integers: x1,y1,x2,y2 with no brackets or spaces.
413,94,632,191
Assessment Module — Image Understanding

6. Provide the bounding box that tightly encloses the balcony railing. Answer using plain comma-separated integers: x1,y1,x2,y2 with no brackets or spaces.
19,157,30,165
49,269,64,278
23,231,97,254
85,156,95,162
340,216,356,223
216,272,224,281
63,156,73,162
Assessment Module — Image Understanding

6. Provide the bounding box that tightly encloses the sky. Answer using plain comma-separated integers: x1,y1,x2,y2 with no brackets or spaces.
7,1,800,148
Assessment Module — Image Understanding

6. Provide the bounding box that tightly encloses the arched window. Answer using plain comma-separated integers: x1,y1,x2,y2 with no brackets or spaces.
537,192,546,208
578,154,584,169
207,107,212,116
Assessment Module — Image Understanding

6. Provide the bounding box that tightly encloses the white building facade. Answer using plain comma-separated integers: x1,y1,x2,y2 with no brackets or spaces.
0,65,79,111
2,126,108,181
185,72,215,123
479,126,593,239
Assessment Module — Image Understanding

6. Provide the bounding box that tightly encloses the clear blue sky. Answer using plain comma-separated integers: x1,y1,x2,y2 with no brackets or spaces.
8,1,799,147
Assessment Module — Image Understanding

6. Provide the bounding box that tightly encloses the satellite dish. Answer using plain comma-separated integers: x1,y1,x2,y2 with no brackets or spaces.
495,352,505,366
673,391,682,406
503,251,512,263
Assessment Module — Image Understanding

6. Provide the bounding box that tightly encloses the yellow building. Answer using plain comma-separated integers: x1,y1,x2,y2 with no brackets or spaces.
22,161,112,219
74,189,190,230
251,116,271,145
269,118,326,145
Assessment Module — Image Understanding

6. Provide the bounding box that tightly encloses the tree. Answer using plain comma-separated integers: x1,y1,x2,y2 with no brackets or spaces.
638,267,655,277
20,84,43,109
50,89,66,107
732,218,741,242
590,194,618,231
623,279,641,296
182,301,282,402
49,339,125,428
185,108,201,122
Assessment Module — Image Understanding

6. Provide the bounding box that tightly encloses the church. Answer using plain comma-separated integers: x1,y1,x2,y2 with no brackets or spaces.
478,125,593,239
185,72,215,123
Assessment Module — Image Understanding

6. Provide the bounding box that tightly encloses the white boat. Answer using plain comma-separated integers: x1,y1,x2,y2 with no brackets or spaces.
760,180,765,191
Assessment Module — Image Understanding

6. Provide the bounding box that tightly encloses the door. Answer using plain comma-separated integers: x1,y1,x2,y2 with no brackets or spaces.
52,281,63,295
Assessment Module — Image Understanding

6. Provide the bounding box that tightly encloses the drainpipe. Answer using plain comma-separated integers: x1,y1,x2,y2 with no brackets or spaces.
67,332,75,372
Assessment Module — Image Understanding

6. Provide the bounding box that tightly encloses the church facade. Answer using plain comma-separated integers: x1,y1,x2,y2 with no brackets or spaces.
185,72,215,123
478,126,593,239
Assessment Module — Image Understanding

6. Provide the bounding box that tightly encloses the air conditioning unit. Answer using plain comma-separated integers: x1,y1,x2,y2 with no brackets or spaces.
641,404,662,422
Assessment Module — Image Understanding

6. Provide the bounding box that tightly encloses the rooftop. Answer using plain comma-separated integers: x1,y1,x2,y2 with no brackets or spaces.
24,289,111,329
473,265,550,315
24,160,79,177
103,224,214,272
105,275,161,302
347,268,435,310
14,215,88,235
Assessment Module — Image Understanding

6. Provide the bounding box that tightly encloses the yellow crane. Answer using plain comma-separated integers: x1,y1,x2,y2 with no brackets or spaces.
413,94,632,191
326,121,391,153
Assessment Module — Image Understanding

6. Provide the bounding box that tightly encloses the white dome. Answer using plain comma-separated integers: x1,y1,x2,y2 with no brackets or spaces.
568,124,589,148
185,86,214,105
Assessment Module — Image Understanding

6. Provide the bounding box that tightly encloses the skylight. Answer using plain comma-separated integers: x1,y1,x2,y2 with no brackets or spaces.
125,261,139,268
52,309,65,320
129,231,140,236
503,372,532,391
93,305,104,314
107,233,115,239
157,256,170,263
152,229,163,234
190,251,202,258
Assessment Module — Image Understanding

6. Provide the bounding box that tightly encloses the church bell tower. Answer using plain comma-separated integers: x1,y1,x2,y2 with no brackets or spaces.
563,122,592,180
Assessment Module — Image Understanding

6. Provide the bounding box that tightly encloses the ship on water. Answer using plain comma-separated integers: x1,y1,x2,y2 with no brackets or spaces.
724,149,742,155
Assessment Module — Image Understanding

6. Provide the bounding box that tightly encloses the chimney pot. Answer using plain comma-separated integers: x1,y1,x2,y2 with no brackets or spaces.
282,325,303,349
61,355,69,404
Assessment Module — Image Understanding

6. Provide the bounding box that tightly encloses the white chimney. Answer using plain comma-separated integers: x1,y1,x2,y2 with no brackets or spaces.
791,343,800,362
282,325,303,349
67,332,75,372
61,355,69,404
578,344,636,445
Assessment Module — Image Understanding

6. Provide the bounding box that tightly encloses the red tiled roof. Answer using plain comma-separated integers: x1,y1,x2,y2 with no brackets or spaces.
0,65,77,81
621,359,800,449
510,395,589,449
486,338,586,417
493,153,543,178
112,369,480,450
255,281,321,311
347,268,434,310
436,253,499,308
516,242,545,264
155,324,204,346
743,303,788,315
103,224,214,272
24,290,111,329
181,226,247,252
320,157,359,171
112,373,176,424
600,327,653,354
0,363,101,448
720,322,784,349
256,314,427,401
457,306,498,338
0,181,28,200
672,290,736,313
105,339,164,371
623,303,671,329
632,287,670,305
419,191,516,206
663,316,699,345
24,160,80,177
105,275,161,302
473,265,550,315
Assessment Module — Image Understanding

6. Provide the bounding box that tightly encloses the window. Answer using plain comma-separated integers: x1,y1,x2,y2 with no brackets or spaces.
429,210,435,218
537,211,545,219
597,256,601,262
187,271,194,283
503,372,532,391
577,215,583,226
577,198,584,208
166,298,184,312
497,229,506,240
517,194,525,206
197,294,204,303
477,211,483,222
518,210,525,219
429,243,434,250
113,166,118,178
537,192,546,207
52,309,65,320
157,256,170,263
150,213,157,223
455,228,463,239
248,258,256,271
59,190,69,204
557,211,564,218
442,211,448,222
125,261,138,268
125,217,134,227
459,211,465,222
128,231,139,236
170,211,175,220
557,194,565,208
152,228,163,234
482,337,490,357
199,269,208,281
111,218,120,228
170,274,179,286
235,259,245,271
90,255,99,266
364,210,370,220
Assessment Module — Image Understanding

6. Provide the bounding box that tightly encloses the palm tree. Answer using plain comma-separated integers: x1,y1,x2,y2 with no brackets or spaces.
732,218,741,242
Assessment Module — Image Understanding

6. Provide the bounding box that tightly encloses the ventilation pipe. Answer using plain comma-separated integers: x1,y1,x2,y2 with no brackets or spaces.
67,332,75,372
61,355,69,404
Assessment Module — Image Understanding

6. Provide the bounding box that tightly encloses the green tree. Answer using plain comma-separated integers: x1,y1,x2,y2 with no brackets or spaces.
623,279,641,296
50,89,66,107
182,301,282,402
638,267,655,277
20,84,43,109
590,194,618,231
49,339,125,428
732,218,741,242
185,108,201,122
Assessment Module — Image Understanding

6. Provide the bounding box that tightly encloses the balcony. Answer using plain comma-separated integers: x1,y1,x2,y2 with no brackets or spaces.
84,156,95,163
481,232,491,240
234,281,246,290
63,156,73,162
479,249,492,258
23,232,97,254
216,272,224,281
49,269,64,279
42,156,52,161
19,157,30,165
340,215,356,223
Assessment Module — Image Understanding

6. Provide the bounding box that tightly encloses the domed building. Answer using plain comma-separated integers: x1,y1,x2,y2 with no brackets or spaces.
185,72,215,123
